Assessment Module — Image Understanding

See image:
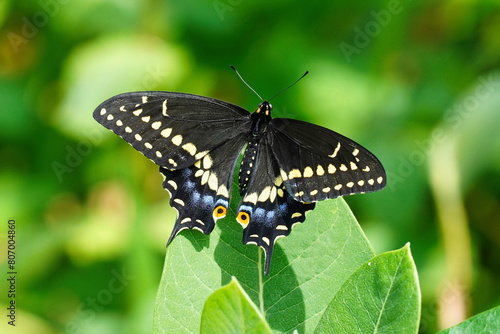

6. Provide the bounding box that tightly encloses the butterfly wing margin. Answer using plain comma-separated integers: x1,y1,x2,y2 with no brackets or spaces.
93,92,251,169
161,134,248,244
269,118,386,203
236,137,315,275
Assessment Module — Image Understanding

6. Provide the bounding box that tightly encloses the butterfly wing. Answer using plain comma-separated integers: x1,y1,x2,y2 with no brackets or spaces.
161,134,248,243
94,91,252,243
235,136,315,275
93,91,250,169
268,118,386,203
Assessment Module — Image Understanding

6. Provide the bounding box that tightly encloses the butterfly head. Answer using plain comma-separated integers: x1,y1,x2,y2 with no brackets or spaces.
255,101,273,116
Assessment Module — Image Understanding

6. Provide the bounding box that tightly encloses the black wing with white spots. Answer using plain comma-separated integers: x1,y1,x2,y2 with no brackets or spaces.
161,135,248,244
268,118,386,203
93,92,250,170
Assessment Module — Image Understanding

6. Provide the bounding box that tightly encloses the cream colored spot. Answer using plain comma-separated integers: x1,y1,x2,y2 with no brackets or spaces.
303,167,314,178
328,164,336,174
261,237,270,246
276,225,288,231
168,159,177,167
141,116,150,123
277,189,284,197
358,180,365,186
294,191,304,197
116,120,123,126
270,186,277,203
334,184,343,190
291,212,302,219
350,161,358,170
195,150,209,160
135,134,142,141
322,187,331,193
274,175,283,186
340,164,348,171
151,121,161,130
346,182,354,188
316,165,325,176
368,179,375,185
244,193,258,205
196,219,205,226
168,180,178,190
174,198,185,206
162,99,168,116
125,127,132,133
201,171,210,185
161,128,172,138
107,114,114,121
182,143,197,156
203,155,213,169
155,151,162,158
329,142,341,158
362,166,371,172
142,96,148,103
288,169,302,179
194,169,204,178
258,186,271,202
120,106,126,112
171,135,183,146
352,148,359,156
208,173,218,191
144,142,153,149
133,109,143,116
217,185,229,198
377,176,384,184
100,108,106,115
280,169,288,181
194,160,201,169
310,190,318,196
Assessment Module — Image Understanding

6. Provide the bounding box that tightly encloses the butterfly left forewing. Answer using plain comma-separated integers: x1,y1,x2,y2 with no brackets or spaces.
93,91,250,170
269,118,386,203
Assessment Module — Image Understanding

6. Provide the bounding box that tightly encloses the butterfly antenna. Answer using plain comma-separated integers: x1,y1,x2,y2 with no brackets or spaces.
268,70,309,102
230,65,263,101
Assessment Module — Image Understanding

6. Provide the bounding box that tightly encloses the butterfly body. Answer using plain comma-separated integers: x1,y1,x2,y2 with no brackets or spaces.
94,91,386,275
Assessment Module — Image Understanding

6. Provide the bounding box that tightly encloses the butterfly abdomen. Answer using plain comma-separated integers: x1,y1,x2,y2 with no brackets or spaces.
238,139,259,195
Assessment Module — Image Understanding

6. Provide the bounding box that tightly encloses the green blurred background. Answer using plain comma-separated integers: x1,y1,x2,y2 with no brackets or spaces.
1,0,499,333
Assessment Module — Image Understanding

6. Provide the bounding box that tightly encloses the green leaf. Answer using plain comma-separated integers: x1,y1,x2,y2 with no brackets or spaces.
200,277,272,334
314,244,421,334
153,198,374,333
437,305,500,334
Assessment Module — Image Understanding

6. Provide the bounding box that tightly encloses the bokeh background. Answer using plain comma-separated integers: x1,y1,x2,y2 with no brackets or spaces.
1,0,499,333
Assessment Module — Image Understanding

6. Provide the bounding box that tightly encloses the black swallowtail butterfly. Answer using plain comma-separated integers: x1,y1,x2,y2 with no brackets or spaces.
93,68,386,275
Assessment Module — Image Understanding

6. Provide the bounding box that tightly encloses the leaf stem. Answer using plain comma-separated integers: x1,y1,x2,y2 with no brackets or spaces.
258,247,265,316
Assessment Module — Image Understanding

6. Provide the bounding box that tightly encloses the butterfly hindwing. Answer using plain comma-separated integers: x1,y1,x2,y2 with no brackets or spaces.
268,118,386,203
236,136,315,275
93,92,250,170
161,134,248,244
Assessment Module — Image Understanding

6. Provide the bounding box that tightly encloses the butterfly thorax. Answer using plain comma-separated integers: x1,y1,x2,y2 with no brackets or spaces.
238,101,273,194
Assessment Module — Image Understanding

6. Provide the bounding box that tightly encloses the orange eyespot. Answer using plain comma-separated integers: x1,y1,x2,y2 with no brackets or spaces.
213,205,227,221
236,211,250,227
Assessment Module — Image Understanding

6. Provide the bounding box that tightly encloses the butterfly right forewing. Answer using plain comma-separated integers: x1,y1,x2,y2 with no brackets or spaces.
268,118,386,203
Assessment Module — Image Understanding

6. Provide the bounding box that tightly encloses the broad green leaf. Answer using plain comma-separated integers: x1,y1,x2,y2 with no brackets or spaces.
200,277,272,334
153,197,374,333
315,244,421,334
437,305,500,334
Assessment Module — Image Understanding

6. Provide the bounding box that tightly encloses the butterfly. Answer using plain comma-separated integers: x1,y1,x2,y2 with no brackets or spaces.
93,68,386,275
